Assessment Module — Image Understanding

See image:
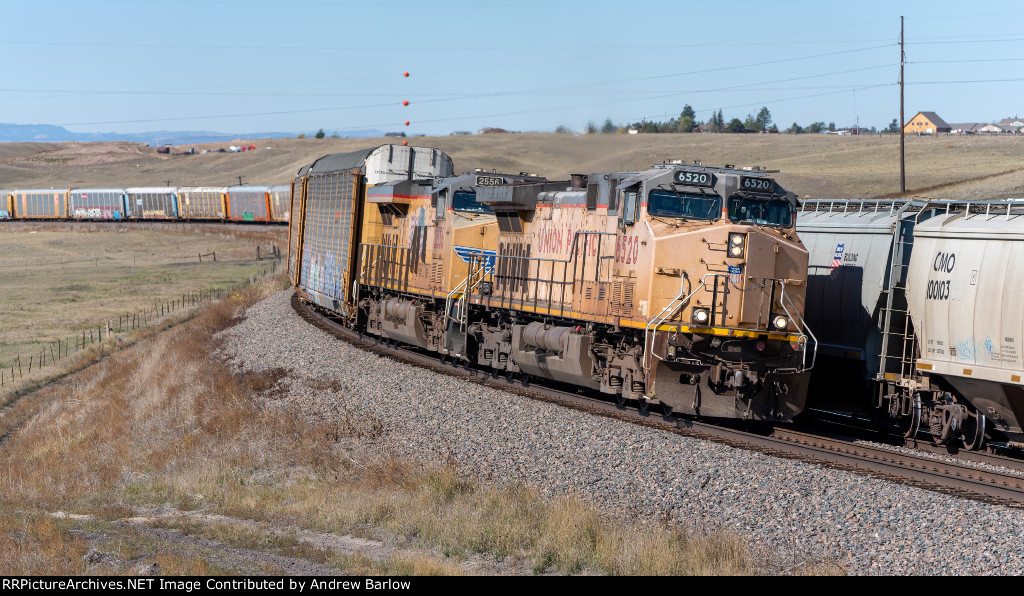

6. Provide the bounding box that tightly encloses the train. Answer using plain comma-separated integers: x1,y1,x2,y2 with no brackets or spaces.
798,198,1024,451
288,144,816,421
8,143,1015,451
0,185,291,223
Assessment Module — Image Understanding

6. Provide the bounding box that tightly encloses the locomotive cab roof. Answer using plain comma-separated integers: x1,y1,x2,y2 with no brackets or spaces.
618,164,797,209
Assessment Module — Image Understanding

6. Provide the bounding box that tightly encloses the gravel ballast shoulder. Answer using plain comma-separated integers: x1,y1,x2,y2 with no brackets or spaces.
218,290,1024,575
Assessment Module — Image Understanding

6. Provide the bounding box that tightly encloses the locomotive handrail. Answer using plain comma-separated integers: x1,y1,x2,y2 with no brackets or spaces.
641,274,817,375
444,253,490,334
777,280,817,372
463,231,616,319
642,273,711,372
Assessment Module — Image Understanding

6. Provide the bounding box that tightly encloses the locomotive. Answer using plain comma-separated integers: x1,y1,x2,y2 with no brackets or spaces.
798,198,1024,451
289,145,816,421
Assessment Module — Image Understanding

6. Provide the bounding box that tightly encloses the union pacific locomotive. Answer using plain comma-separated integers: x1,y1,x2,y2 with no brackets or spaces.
290,145,816,421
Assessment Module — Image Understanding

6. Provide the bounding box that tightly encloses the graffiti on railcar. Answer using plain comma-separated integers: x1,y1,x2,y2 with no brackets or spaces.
72,207,122,220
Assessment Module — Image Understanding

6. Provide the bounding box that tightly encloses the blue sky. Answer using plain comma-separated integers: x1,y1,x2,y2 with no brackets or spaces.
3,0,1024,136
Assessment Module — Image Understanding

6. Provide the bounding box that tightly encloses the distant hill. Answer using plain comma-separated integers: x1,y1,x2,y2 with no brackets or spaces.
0,123,385,146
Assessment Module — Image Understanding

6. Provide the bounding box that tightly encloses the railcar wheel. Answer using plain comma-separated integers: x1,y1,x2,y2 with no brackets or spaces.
615,392,627,408
662,402,674,418
963,412,986,451
900,392,922,439
637,398,649,415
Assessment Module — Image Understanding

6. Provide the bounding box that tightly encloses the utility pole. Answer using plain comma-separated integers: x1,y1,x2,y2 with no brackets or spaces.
238,176,244,185
899,15,906,194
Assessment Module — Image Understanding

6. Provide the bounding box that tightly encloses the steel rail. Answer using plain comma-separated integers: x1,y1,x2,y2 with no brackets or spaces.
292,293,1024,508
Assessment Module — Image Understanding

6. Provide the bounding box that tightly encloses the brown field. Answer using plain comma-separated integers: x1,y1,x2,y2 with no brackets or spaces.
3,133,1024,202
0,224,285,392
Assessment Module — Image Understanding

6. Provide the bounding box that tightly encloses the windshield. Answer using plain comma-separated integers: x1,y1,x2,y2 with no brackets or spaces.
647,189,720,220
728,198,793,227
451,190,493,214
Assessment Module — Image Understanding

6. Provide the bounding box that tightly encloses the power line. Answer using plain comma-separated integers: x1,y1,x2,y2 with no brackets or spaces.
0,38,893,52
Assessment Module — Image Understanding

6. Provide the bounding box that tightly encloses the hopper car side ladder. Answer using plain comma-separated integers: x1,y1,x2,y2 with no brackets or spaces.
877,215,917,383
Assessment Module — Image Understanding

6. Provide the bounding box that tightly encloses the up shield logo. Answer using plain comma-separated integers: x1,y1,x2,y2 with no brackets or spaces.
830,243,845,279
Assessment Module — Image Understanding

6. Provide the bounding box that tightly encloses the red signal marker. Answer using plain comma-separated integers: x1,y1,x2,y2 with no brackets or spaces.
402,100,409,106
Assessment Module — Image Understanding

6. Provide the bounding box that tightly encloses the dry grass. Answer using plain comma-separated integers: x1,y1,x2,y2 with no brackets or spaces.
0,226,285,388
4,133,1024,202
0,275,839,575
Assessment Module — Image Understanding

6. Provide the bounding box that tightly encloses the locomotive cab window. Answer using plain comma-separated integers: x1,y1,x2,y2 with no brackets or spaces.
434,190,448,219
647,189,721,221
621,189,639,227
727,196,793,228
452,190,493,214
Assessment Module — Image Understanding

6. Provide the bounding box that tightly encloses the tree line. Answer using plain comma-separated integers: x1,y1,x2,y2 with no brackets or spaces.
564,107,902,135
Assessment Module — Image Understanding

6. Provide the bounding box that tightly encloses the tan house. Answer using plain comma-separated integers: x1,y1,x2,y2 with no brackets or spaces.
904,111,951,134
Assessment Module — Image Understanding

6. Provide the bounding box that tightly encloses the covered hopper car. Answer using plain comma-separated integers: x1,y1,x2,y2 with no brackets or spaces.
798,198,1024,450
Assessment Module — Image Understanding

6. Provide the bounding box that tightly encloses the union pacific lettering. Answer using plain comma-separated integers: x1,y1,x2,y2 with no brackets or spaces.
535,226,623,259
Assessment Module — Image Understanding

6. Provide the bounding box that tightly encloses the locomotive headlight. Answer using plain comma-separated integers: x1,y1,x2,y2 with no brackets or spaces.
728,233,745,257
691,308,710,325
772,315,789,330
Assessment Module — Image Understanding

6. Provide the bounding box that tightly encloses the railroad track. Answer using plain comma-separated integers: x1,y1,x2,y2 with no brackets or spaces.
292,294,1024,508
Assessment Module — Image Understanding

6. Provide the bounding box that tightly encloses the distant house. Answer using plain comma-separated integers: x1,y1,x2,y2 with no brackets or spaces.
979,123,1004,133
904,111,951,134
949,123,984,134
997,118,1024,133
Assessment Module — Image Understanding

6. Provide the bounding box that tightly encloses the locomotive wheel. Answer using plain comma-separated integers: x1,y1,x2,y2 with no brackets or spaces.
962,412,986,451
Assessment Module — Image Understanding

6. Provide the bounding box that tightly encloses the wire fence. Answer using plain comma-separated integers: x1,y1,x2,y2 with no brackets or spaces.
0,244,282,271
0,256,282,389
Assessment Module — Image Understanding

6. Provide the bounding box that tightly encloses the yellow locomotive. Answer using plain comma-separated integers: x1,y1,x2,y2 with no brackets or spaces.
290,147,816,421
